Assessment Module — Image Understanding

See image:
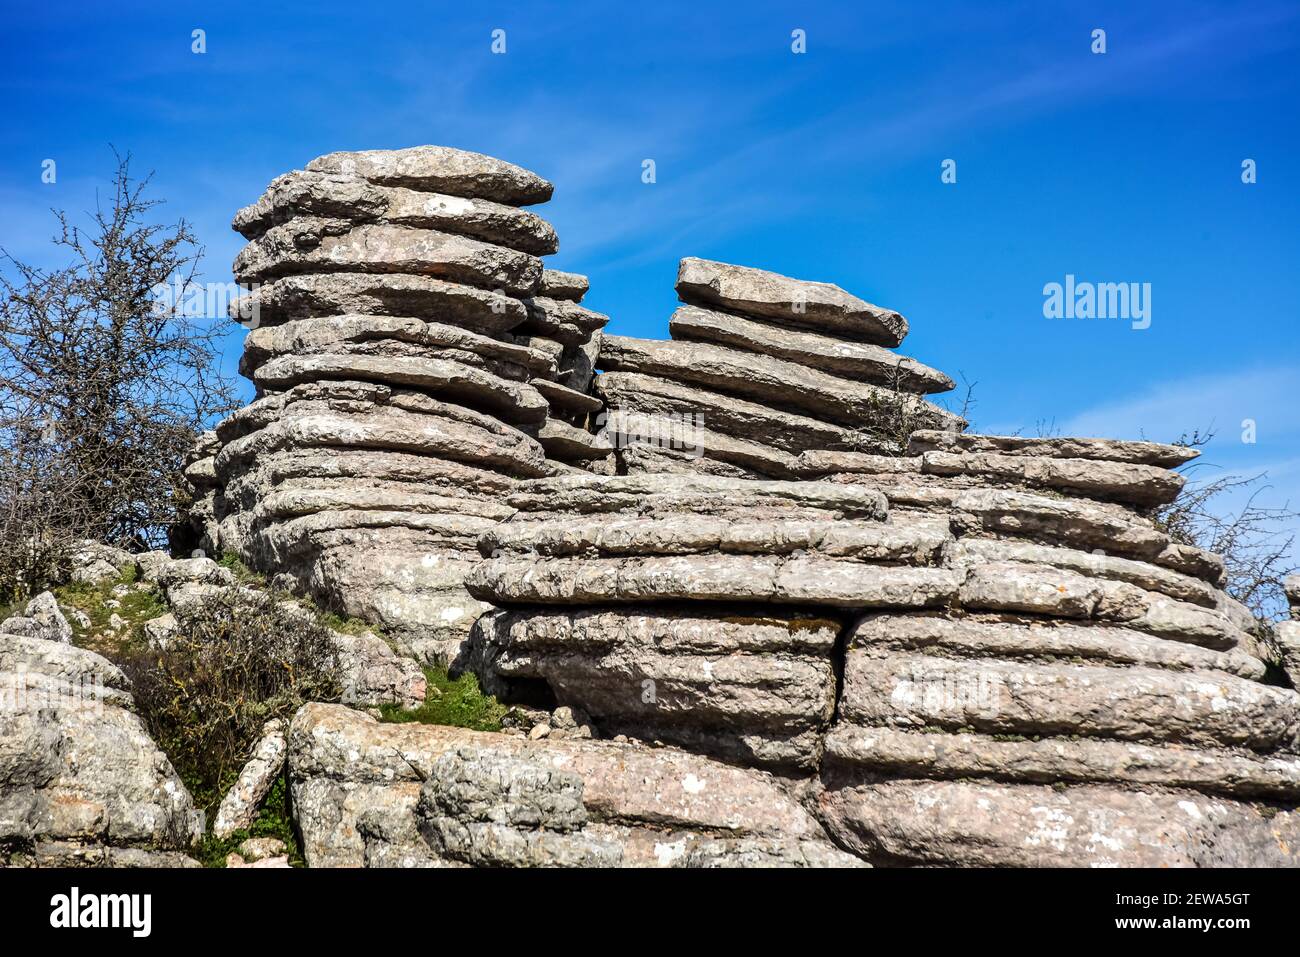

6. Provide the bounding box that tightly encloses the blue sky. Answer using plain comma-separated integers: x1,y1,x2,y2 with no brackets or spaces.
3,0,1298,528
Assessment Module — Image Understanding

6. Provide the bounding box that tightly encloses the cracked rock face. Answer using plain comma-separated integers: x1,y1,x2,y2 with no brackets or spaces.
0,615,202,864
287,703,861,868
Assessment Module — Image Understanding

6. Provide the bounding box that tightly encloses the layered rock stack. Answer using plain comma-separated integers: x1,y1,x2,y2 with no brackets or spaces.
595,258,964,477
464,433,1300,865
202,146,605,665
512,269,612,466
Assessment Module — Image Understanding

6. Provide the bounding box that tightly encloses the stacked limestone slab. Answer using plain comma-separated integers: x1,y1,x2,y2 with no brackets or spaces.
465,472,949,772
202,146,607,666
510,268,612,465
465,432,1300,865
595,258,965,477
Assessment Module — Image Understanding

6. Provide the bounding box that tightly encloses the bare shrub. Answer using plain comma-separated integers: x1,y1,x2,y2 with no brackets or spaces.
121,588,341,794
0,151,236,600
1156,470,1298,623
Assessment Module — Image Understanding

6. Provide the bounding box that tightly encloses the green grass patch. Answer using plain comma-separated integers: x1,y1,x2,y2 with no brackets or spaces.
379,666,507,732
52,567,166,657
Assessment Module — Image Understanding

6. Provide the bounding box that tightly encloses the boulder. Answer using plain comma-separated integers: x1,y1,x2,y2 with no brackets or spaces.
307,145,554,206
676,257,907,346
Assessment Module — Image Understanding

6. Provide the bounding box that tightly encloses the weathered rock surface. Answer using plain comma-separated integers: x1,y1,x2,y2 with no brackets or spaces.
233,221,543,297
234,170,558,254
231,272,527,334
0,623,201,861
670,304,952,393
287,703,859,867
676,257,908,346
817,779,1299,867
307,146,554,206
213,719,287,839
599,335,962,434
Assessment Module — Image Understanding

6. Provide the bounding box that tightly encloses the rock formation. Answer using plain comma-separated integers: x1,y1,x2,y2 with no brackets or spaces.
171,145,1300,868
594,258,964,477
462,424,1300,865
194,147,609,666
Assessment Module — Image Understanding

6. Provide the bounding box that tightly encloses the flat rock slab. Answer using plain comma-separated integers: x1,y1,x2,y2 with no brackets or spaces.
519,296,608,346
824,725,1300,800
595,371,859,454
230,273,527,335
909,430,1200,468
599,335,963,434
850,613,1265,680
474,608,838,770
676,257,907,346
922,450,1184,506
840,649,1300,750
539,269,590,302
502,472,888,520
242,313,557,379
467,553,958,609
817,778,1300,867
670,304,953,393
250,353,549,424
307,146,554,206
598,410,799,479
233,221,543,297
233,170,558,254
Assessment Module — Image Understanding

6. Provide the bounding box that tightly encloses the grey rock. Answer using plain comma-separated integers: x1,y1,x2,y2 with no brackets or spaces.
0,632,201,853
307,145,554,206
670,304,952,393
233,221,543,297
599,335,963,434
922,449,1184,507
249,353,549,424
824,725,1300,800
908,429,1201,468
213,719,287,839
472,608,838,769
519,296,608,346
539,269,589,302
242,313,556,380
230,272,527,335
234,169,558,253
817,779,1300,867
676,257,907,346
288,703,846,868
840,649,1300,750
851,613,1267,680
595,371,861,454
11,592,73,643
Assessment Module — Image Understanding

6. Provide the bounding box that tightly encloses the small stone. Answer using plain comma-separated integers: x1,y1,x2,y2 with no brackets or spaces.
108,614,127,631
528,723,551,740
237,837,287,862
225,853,246,868
110,584,130,598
